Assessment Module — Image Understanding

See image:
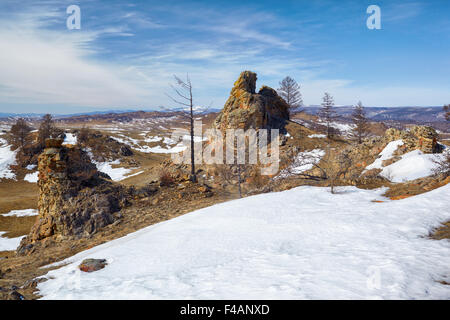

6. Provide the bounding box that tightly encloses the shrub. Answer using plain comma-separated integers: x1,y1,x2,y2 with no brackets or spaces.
158,169,174,186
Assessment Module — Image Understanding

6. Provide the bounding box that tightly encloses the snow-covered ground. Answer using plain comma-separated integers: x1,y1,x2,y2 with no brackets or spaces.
0,209,38,251
0,232,24,251
0,137,17,180
329,121,354,135
135,143,187,154
94,160,134,182
380,149,447,183
277,149,325,178
365,140,404,171
24,171,39,183
1,209,38,217
364,140,446,182
111,133,188,154
84,148,137,182
38,184,450,299
308,134,326,139
316,121,355,136
62,133,77,145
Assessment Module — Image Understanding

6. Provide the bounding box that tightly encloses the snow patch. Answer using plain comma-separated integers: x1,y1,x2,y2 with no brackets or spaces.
380,149,447,183
308,134,326,139
62,133,77,145
24,171,39,183
94,160,133,182
0,137,17,180
0,231,24,251
365,140,404,171
278,149,325,178
38,184,450,299
1,209,38,217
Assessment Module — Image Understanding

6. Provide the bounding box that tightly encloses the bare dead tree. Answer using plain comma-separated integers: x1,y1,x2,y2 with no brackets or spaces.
10,118,32,150
350,101,370,144
213,163,249,198
166,74,198,183
285,146,353,193
318,93,339,139
277,76,303,110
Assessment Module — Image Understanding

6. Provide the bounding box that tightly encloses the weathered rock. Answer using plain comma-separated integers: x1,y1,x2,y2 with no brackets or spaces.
17,139,130,255
120,145,133,156
385,126,438,153
410,126,438,153
78,258,107,272
214,71,290,132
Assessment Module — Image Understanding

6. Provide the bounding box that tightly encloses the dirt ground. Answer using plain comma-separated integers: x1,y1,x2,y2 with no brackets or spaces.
0,180,38,238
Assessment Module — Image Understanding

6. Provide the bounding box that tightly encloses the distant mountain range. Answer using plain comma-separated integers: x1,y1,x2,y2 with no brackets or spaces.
0,106,222,120
299,106,447,123
0,106,447,123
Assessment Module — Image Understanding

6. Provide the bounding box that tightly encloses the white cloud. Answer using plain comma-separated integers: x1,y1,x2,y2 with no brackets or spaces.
0,7,152,108
0,1,448,113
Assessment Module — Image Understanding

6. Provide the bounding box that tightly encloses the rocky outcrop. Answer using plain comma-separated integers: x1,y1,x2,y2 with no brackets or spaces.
17,139,130,255
214,71,290,132
385,126,439,153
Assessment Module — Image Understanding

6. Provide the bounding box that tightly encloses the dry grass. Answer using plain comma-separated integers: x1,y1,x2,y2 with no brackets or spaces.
0,180,38,238
430,221,450,240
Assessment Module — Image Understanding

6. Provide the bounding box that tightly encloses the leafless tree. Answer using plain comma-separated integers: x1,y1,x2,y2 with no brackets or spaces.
166,74,199,183
10,118,32,150
213,163,248,198
318,93,339,139
77,126,90,143
277,76,303,110
285,145,353,194
444,104,450,121
38,114,57,147
350,101,370,144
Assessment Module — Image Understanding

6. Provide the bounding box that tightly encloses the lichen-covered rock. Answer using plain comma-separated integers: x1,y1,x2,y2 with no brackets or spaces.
214,71,290,132
384,126,438,154
410,126,438,153
17,139,130,255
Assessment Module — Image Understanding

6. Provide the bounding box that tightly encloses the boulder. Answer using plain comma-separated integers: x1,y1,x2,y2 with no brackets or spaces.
79,259,108,272
214,71,290,132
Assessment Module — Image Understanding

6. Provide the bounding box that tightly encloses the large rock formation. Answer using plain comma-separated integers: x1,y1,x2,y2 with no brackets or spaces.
214,71,290,132
384,126,439,153
17,139,129,255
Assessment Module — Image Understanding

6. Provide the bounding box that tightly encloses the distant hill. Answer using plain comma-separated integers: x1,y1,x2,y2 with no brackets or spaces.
0,106,447,125
0,107,222,121
300,106,447,123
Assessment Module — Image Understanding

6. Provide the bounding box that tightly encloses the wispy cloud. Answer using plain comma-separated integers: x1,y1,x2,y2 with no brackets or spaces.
383,1,423,22
0,0,448,113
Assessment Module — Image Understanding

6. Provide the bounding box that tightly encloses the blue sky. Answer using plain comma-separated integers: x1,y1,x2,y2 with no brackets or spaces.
0,0,449,114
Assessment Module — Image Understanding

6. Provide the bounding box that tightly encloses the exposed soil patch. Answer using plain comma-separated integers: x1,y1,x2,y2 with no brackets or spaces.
431,221,450,240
